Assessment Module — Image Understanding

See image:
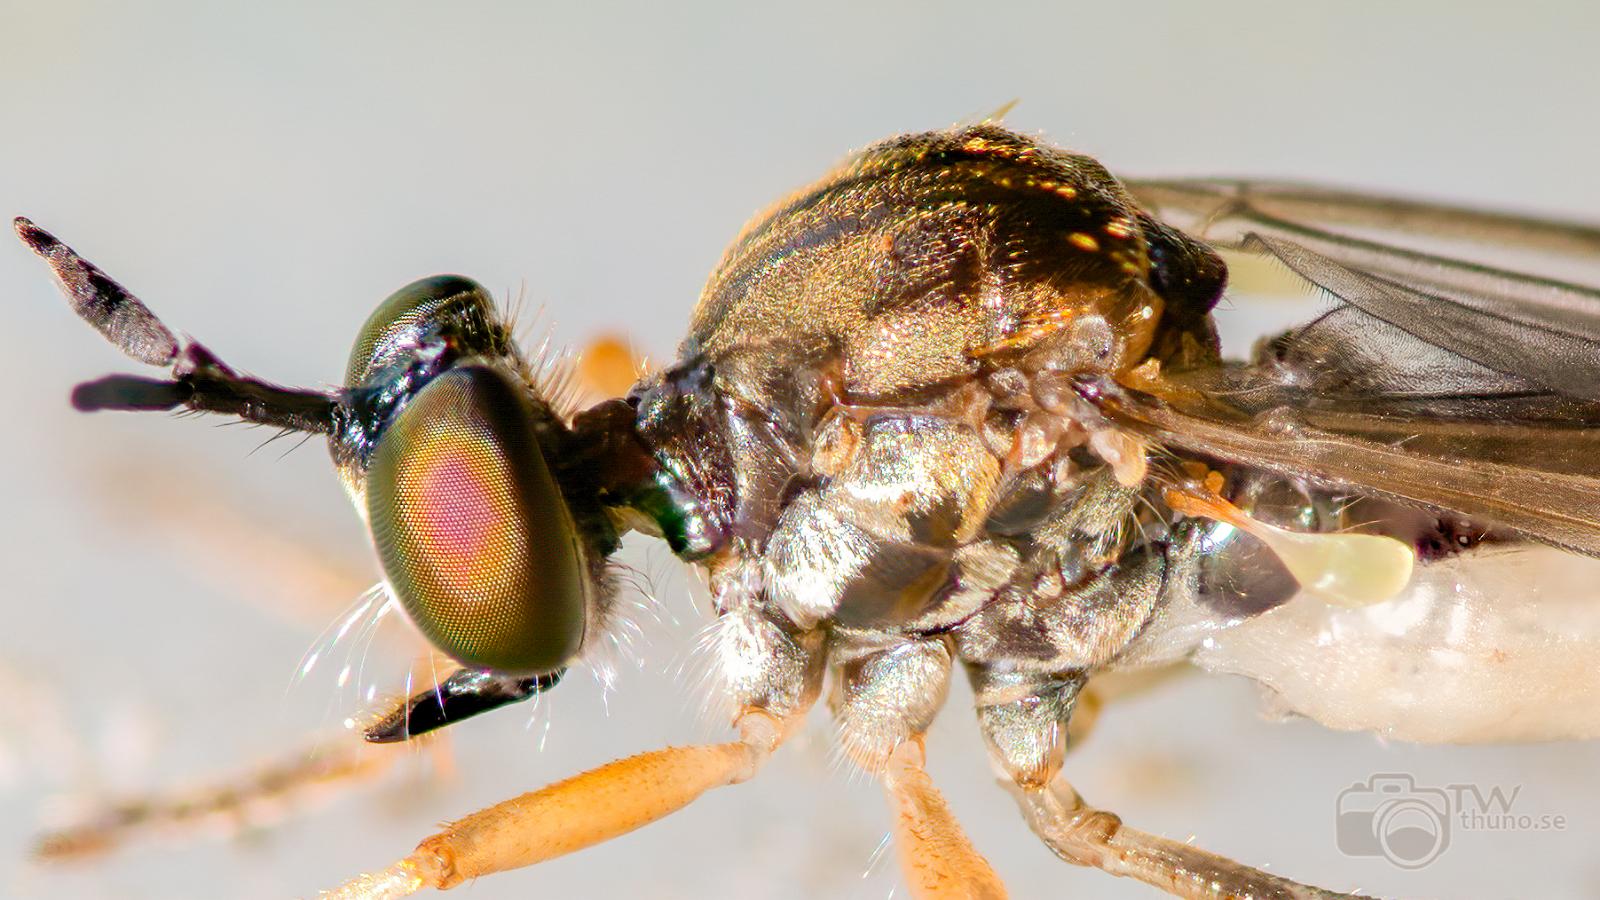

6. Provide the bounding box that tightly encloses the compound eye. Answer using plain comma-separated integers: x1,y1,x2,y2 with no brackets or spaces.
366,364,588,674
346,275,495,388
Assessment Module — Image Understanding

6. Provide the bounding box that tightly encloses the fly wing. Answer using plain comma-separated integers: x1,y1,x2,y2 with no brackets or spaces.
1111,384,1600,557
1127,179,1600,283
1103,181,1600,556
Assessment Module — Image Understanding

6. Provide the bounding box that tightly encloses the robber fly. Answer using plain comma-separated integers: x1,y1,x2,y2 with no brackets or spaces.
18,124,1600,899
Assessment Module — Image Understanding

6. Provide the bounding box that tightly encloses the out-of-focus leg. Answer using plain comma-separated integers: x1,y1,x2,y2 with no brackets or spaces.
1068,665,1191,749
36,735,424,861
574,334,646,401
37,664,550,861
84,457,385,636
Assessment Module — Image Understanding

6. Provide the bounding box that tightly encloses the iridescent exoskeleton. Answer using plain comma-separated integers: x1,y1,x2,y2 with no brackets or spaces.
21,124,1600,898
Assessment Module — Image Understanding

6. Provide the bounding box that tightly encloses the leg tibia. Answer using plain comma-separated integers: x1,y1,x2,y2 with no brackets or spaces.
970,667,1371,899
884,740,1008,900
831,639,1005,898
1018,783,1371,900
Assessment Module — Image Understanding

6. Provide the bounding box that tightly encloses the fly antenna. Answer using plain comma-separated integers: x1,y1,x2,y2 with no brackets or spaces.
17,217,339,434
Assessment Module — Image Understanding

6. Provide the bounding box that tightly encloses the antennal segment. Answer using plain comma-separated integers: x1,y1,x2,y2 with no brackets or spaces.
17,217,338,434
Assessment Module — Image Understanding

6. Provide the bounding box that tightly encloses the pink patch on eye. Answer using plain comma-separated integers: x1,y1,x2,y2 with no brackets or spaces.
414,451,502,568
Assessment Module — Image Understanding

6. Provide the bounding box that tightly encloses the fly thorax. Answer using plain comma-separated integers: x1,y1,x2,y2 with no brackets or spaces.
764,410,1026,631
953,468,1188,672
755,355,1150,634
632,350,850,555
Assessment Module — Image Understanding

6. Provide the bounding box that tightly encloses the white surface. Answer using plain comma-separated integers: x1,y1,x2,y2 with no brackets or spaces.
3,3,1598,898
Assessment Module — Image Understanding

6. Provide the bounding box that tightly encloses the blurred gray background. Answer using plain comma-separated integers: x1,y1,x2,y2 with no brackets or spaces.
3,2,1598,898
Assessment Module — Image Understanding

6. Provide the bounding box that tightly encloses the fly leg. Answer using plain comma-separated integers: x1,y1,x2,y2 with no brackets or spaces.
322,603,825,898
83,457,383,636
883,738,1008,900
1066,679,1102,748
968,665,1373,900
1066,666,1192,749
574,333,646,401
35,668,521,862
30,508,445,860
319,706,802,899
1016,784,1374,900
832,636,1007,900
35,733,428,861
